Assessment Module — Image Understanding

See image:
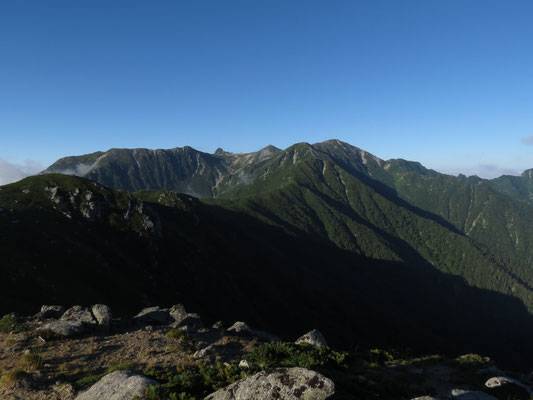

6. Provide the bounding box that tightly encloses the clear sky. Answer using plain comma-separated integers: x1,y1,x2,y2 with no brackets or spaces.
1,0,533,183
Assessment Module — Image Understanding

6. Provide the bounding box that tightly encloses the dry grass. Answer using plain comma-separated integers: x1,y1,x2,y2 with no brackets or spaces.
17,353,44,371
0,369,29,388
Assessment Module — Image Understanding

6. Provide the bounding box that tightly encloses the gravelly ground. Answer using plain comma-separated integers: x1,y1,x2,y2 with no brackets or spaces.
0,322,256,400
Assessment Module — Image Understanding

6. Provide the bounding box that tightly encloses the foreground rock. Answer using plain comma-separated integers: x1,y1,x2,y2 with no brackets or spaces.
74,370,158,400
295,329,327,347
36,320,87,338
204,367,334,400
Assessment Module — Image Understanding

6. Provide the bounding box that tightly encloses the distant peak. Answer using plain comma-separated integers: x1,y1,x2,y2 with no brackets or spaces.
214,148,227,155
320,139,353,147
259,145,281,154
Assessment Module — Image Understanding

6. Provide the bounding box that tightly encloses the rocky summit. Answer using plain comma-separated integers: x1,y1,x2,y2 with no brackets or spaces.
1,304,533,400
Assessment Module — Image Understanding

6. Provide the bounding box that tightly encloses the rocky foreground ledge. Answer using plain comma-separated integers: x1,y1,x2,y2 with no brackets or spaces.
0,305,532,400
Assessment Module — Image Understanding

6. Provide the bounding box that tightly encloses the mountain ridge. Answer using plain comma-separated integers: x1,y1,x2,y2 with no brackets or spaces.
4,139,533,368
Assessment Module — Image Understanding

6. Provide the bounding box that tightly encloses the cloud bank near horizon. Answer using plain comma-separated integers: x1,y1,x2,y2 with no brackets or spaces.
0,158,43,185
436,164,524,180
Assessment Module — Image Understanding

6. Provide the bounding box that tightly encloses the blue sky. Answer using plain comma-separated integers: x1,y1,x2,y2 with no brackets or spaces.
1,0,533,182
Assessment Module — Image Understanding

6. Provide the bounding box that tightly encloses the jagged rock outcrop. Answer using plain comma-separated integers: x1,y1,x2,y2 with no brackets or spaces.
295,329,327,347
74,370,158,400
204,367,334,400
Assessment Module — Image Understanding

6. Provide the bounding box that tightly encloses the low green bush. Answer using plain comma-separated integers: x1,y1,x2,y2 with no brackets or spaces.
247,342,347,369
0,315,26,333
144,362,250,400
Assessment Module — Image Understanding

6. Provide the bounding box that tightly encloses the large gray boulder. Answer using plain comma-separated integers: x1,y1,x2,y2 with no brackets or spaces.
61,306,97,325
295,329,328,347
91,304,112,332
74,370,158,400
36,320,86,339
204,367,334,400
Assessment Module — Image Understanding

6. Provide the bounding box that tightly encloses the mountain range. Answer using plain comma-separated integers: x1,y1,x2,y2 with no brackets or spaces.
2,139,533,369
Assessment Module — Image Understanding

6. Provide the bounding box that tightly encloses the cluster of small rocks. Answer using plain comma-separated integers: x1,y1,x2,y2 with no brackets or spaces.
30,303,210,341
35,304,113,339
2,304,334,400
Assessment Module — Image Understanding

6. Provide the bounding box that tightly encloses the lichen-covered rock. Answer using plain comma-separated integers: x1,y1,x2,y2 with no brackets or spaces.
91,304,112,330
295,329,327,347
61,306,96,325
74,370,158,400
36,320,86,338
450,389,497,399
34,305,65,321
204,367,334,400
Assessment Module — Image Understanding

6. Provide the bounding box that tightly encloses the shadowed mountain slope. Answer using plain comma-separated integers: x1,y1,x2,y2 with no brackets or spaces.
2,174,533,370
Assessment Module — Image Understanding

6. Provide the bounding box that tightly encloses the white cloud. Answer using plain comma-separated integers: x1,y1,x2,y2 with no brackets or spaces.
0,158,43,185
521,136,533,145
